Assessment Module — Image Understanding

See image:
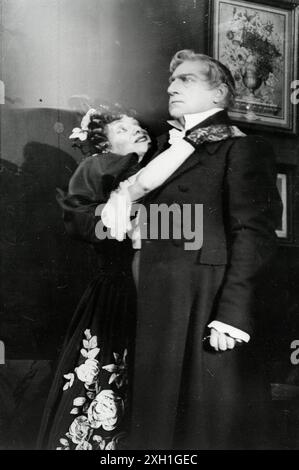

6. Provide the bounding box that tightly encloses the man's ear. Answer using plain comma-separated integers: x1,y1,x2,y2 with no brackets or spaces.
213,83,228,105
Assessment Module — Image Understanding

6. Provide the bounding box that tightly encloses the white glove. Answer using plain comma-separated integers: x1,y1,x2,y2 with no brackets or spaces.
102,188,132,241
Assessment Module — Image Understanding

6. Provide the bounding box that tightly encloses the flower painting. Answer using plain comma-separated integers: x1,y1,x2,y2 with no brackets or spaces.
210,0,298,132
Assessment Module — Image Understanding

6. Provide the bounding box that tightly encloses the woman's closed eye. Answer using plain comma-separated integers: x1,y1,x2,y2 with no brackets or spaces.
116,126,129,134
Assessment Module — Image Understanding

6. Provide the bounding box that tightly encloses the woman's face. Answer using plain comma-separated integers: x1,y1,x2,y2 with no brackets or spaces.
106,116,151,159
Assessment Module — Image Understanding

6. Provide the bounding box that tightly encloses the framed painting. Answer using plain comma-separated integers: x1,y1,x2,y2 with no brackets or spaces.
209,0,299,133
275,165,295,243
276,172,287,238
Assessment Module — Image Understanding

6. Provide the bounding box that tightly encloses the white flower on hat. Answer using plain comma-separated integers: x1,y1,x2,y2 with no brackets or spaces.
80,108,97,130
69,127,88,141
69,108,98,141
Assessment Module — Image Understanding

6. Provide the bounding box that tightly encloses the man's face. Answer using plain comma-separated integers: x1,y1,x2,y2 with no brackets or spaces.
106,116,151,159
168,60,218,118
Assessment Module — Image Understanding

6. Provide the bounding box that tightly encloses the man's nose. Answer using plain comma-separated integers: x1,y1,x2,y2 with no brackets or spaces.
167,80,179,95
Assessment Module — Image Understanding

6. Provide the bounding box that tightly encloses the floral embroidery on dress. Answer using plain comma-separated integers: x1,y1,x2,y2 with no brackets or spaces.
102,349,128,389
56,329,128,450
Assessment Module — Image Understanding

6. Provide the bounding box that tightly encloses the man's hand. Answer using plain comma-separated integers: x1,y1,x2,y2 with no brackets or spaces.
209,328,238,351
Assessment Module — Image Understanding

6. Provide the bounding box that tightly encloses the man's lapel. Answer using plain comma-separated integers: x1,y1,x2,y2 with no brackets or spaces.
185,109,230,134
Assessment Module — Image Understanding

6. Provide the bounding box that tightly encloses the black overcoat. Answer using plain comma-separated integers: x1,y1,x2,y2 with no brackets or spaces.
129,111,282,450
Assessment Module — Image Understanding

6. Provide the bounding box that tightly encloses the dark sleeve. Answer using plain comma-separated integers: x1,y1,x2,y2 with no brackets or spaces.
213,136,282,335
56,156,107,244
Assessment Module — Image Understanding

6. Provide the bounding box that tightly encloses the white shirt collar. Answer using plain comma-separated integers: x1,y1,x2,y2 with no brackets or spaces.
167,107,224,131
184,108,224,131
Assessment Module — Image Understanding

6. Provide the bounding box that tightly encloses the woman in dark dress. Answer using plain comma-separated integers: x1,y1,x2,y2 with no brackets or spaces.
37,108,151,450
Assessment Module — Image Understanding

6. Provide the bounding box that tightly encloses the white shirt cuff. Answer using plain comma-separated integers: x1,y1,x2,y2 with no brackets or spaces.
132,225,141,249
207,320,250,343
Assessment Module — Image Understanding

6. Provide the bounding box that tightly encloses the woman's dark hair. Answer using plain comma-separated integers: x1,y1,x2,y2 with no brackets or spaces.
72,104,137,156
87,111,125,153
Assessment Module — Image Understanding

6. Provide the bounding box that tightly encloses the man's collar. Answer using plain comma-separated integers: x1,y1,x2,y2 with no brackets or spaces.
184,108,224,130
167,109,230,132
166,118,184,131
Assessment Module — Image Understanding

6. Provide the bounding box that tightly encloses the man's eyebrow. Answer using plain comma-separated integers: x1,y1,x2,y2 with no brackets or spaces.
169,73,198,83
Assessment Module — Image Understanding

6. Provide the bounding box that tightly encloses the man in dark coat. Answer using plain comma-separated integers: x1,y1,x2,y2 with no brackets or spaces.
129,50,282,449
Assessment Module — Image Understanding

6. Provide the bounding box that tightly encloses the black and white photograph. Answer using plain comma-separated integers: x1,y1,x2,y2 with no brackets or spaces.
1,0,299,455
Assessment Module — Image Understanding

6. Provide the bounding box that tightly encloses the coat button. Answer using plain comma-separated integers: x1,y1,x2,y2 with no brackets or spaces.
178,184,189,192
